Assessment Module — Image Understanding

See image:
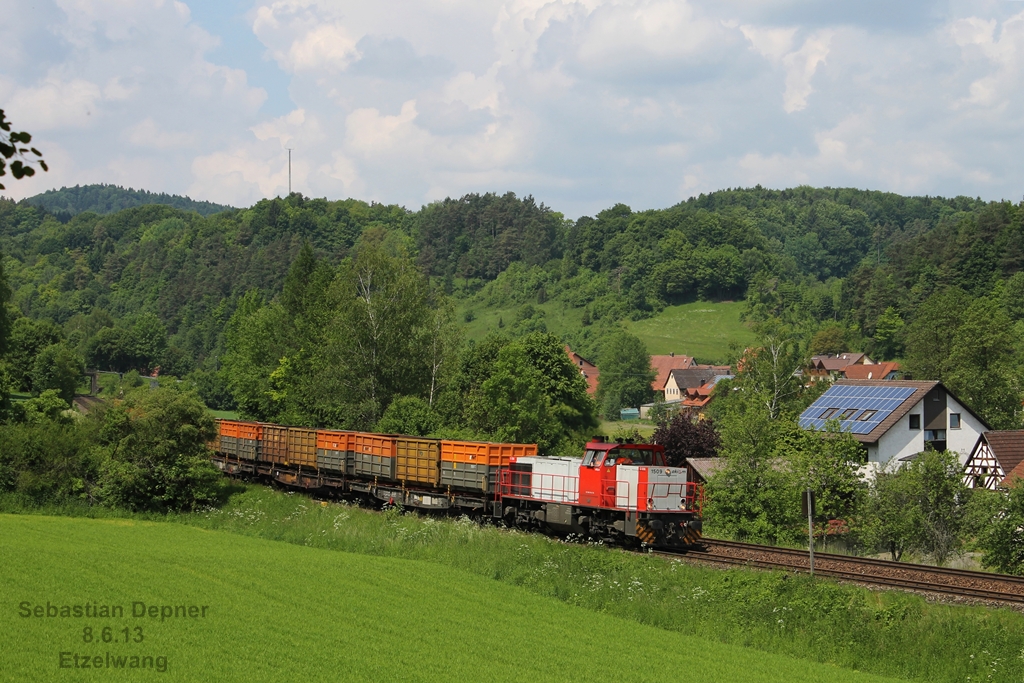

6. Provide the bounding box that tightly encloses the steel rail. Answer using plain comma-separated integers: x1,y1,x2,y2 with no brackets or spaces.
657,538,1024,605
704,538,1024,586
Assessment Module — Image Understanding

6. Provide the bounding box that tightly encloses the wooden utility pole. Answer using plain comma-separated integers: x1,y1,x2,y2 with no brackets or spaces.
287,148,292,195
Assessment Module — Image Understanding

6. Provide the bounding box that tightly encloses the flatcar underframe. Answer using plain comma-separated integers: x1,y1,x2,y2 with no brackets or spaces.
210,453,703,549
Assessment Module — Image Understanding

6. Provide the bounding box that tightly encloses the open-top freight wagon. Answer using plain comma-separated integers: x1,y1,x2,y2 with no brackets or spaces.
209,419,703,548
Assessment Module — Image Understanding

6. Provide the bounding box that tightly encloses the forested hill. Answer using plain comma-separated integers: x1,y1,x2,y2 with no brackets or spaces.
23,184,234,218
0,186,1021,419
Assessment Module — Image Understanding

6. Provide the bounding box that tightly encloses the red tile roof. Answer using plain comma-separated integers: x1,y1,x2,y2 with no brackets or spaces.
842,362,901,380
990,431,1024,486
650,354,694,391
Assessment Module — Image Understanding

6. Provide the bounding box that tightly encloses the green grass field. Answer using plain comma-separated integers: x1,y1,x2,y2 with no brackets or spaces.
624,301,754,364
600,420,657,438
455,299,753,366
1,514,896,683
457,299,587,341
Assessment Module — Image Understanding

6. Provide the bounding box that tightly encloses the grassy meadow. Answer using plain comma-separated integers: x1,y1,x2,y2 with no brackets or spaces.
7,486,1024,682
457,298,587,341
624,301,754,363
2,513,897,683
455,298,753,366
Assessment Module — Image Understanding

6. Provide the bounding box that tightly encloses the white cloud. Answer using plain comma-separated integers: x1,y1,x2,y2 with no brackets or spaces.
127,118,196,150
6,0,1024,214
781,31,832,113
8,77,103,130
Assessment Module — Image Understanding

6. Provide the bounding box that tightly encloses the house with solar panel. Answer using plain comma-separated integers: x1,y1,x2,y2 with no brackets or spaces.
798,380,990,470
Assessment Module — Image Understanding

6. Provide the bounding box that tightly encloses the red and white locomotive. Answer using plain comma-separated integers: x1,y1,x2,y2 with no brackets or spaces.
497,437,703,548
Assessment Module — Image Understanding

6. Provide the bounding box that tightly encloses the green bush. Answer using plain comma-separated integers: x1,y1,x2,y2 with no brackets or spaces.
96,386,224,512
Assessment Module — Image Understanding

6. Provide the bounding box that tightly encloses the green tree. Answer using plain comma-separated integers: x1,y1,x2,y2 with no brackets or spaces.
222,290,285,421
809,324,847,356
596,331,656,420
902,287,971,381
978,482,1024,575
6,317,64,391
326,233,434,426
864,464,921,561
783,420,866,522
466,343,560,449
515,332,598,446
738,319,807,420
705,385,801,544
1002,271,1024,322
911,449,970,565
31,343,84,405
871,306,904,361
943,297,1023,429
0,253,10,358
97,386,223,512
129,313,168,373
0,108,48,190
375,396,438,436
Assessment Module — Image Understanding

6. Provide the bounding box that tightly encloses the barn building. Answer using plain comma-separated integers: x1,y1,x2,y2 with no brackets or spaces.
962,431,1024,490
798,380,989,471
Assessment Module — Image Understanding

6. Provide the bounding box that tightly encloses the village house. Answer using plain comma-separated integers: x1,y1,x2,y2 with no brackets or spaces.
650,353,694,396
806,352,876,380
663,365,732,401
564,346,599,396
798,379,989,471
640,365,733,418
841,362,901,380
962,431,1024,490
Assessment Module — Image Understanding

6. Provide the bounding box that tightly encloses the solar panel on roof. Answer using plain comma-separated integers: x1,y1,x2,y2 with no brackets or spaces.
798,385,916,434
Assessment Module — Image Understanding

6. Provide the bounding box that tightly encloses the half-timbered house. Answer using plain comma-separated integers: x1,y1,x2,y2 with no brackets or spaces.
963,431,1024,489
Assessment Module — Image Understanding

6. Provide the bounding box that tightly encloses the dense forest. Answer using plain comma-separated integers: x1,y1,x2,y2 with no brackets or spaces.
3,185,1024,570
24,184,234,218
1,185,1022,427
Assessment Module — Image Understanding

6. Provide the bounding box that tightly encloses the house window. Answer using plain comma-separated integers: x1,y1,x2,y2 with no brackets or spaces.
819,408,838,419
838,408,857,420
950,413,961,429
909,414,921,430
925,429,947,441
857,410,877,421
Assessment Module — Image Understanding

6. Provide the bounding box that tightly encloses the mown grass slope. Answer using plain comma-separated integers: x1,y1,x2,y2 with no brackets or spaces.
1,515,894,683
624,301,754,364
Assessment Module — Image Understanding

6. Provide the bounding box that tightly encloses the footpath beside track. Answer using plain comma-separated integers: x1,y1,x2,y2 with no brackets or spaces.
660,538,1024,606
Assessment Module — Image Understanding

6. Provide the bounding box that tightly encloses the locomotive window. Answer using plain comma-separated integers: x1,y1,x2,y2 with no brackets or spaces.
582,450,601,467
604,448,655,466
631,450,655,465
604,448,629,466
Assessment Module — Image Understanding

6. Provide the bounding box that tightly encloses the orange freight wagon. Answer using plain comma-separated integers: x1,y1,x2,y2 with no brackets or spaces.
316,429,356,474
441,440,538,492
352,433,397,480
219,420,263,460
395,437,441,486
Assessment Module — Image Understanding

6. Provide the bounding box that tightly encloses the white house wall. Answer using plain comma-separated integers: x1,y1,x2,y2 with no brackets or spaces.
945,395,986,465
871,395,986,470
874,409,926,469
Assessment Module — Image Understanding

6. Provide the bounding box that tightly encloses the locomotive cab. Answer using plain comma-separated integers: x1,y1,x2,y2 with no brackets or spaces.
501,438,703,548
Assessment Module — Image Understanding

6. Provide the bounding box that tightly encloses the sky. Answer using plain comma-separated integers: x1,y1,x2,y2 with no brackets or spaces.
2,0,1024,218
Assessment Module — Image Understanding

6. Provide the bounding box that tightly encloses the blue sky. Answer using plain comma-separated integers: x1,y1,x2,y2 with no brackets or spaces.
3,0,1024,217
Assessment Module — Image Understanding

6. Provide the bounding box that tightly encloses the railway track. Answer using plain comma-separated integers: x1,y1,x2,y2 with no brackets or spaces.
659,538,1024,606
